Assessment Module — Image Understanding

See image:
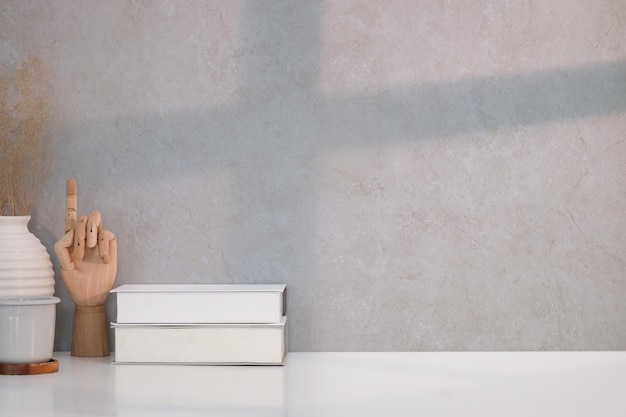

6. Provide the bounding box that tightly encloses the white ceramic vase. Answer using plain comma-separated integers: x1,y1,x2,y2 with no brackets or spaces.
0,215,55,297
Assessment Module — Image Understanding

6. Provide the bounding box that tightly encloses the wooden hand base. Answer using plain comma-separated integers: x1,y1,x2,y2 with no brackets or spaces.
71,305,110,357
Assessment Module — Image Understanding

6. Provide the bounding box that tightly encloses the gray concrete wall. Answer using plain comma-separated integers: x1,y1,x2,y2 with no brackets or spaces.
2,1,625,351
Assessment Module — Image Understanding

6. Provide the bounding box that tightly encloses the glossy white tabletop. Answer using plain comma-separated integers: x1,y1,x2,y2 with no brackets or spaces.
1,351,625,416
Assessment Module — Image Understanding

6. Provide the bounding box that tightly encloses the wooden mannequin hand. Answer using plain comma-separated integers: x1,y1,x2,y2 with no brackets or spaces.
53,179,117,357
54,222,117,306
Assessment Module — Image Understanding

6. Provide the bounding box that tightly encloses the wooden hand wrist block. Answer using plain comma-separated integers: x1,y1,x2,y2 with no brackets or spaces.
71,305,110,357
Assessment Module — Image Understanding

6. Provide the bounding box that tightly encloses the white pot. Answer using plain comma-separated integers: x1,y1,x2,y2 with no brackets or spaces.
0,215,55,297
0,296,60,364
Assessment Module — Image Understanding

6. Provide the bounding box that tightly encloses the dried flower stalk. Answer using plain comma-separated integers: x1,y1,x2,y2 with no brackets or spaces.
0,58,52,216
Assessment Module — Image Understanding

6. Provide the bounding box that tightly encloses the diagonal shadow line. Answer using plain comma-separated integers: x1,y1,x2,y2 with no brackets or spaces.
313,60,626,149
54,60,626,199
110,60,626,162
57,61,626,171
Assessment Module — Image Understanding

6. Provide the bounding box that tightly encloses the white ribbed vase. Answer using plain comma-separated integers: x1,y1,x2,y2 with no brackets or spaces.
0,216,55,297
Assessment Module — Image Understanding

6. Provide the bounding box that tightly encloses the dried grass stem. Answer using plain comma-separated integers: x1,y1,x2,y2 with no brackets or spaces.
0,58,52,216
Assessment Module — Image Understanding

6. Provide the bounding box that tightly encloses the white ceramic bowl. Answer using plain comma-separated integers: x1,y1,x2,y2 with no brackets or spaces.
0,296,60,364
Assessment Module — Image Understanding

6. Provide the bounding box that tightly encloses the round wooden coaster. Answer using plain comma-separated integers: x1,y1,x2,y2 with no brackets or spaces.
0,358,59,375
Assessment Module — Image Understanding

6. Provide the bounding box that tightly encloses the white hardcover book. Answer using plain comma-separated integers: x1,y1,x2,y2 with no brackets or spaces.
112,317,287,365
111,284,286,324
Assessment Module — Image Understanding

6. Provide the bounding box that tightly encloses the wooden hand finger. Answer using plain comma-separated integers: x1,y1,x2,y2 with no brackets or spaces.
54,230,75,271
65,178,77,233
98,230,116,264
73,215,87,261
87,211,102,248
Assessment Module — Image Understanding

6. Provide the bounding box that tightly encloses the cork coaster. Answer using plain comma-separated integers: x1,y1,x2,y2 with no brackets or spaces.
0,358,59,375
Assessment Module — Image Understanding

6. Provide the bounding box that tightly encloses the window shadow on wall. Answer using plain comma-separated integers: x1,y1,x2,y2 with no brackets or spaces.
47,2,626,351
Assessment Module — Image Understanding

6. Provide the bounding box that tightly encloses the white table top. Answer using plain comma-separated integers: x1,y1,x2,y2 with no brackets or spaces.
1,351,625,416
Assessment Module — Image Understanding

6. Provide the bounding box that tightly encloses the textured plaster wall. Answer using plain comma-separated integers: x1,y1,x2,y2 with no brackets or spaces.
1,1,625,351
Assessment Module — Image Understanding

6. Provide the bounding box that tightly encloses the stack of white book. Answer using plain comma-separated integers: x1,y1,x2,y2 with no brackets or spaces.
110,284,287,365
